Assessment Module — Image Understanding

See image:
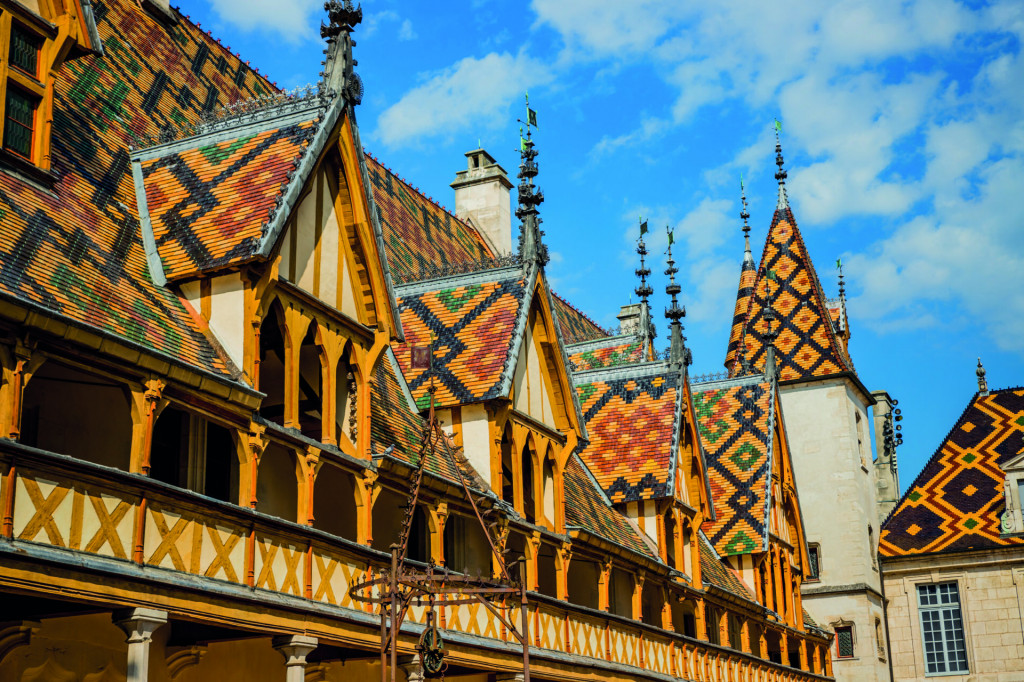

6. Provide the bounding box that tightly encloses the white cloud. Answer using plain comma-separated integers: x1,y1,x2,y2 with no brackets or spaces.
207,0,320,42
398,19,417,41
375,52,552,147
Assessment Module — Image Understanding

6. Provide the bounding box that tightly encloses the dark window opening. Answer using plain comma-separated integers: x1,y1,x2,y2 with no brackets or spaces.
566,557,599,609
10,24,42,77
297,322,324,440
150,406,238,503
807,543,820,581
537,544,557,597
500,426,514,506
835,625,854,659
255,443,297,523
788,636,802,668
408,506,430,563
521,444,535,523
258,302,286,425
312,462,358,541
4,87,37,160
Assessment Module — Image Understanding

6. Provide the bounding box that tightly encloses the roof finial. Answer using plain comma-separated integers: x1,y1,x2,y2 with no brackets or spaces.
320,1,363,103
741,175,753,261
837,258,846,300
762,271,780,380
516,95,546,270
977,357,989,393
664,228,689,372
774,119,789,211
633,218,656,346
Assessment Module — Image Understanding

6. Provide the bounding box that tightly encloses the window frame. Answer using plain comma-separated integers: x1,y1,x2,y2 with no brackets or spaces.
0,11,53,170
834,624,855,660
3,83,37,161
806,542,821,582
916,582,969,676
8,21,42,79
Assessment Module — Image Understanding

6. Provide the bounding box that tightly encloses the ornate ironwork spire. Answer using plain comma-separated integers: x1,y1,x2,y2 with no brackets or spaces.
977,357,989,393
516,96,546,270
774,120,789,211
664,228,689,372
320,1,364,104
837,259,846,300
633,219,656,345
741,177,754,267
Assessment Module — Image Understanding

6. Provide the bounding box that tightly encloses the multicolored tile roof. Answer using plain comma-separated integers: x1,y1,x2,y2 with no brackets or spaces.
567,335,645,372
564,454,656,559
727,208,852,381
699,531,754,600
693,376,774,557
365,154,494,282
393,272,528,409
724,253,757,374
881,387,1024,557
136,115,319,280
0,0,273,377
552,292,608,345
575,363,682,503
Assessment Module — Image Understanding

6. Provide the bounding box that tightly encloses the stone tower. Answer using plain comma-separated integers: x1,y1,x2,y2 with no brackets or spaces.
724,133,892,681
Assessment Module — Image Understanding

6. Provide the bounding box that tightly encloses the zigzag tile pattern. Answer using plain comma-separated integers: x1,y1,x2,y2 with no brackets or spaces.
568,338,644,372
565,455,654,558
139,120,317,280
552,292,607,344
365,154,493,281
0,0,271,375
393,277,527,409
576,369,678,503
724,257,756,373
881,387,1024,557
733,209,851,381
694,379,772,556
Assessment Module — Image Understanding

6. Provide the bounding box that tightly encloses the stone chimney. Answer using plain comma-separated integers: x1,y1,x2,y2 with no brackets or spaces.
451,149,513,255
617,304,640,335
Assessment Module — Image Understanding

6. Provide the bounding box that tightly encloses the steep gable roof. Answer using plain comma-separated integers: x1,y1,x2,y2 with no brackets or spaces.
694,374,775,556
567,334,645,372
574,362,684,503
0,0,273,378
730,207,852,381
365,153,494,283
552,292,608,345
881,387,1024,557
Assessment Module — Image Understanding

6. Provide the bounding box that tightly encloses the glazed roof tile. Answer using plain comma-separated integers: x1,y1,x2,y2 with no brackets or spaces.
393,272,528,409
137,117,319,280
699,531,754,600
727,208,852,381
552,292,608,345
880,387,1024,557
365,154,494,282
567,335,645,372
575,363,681,503
565,454,656,559
724,256,757,373
694,375,774,556
0,0,273,377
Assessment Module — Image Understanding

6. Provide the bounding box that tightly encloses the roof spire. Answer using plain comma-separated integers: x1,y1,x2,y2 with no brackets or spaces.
634,219,656,346
837,258,846,300
774,119,789,211
977,357,989,394
664,227,689,372
320,1,364,104
516,94,547,270
762,272,780,380
741,175,754,266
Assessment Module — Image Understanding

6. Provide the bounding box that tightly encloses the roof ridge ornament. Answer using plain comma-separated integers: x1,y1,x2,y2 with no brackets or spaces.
634,218,656,347
664,227,690,373
774,119,789,211
977,357,989,394
516,94,547,271
740,175,754,266
320,0,364,104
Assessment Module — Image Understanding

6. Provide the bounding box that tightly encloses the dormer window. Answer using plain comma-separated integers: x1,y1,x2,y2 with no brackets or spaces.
3,85,36,159
1,15,50,171
10,23,42,77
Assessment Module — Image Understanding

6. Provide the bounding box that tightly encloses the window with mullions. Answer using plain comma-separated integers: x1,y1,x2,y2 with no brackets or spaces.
4,87,36,160
807,543,821,581
917,583,969,675
9,24,42,77
835,626,854,659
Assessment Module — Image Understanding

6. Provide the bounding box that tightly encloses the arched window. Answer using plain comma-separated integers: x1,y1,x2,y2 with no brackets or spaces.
521,441,535,523
255,443,299,523
541,453,556,527
500,425,514,506
297,321,325,440
334,343,356,447
258,300,287,425
664,512,677,568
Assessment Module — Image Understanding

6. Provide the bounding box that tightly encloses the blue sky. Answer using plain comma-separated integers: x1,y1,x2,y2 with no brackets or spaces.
185,0,1024,493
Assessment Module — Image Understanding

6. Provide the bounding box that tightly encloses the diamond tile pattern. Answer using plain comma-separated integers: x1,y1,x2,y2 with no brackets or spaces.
393,276,527,409
0,0,272,375
694,378,773,556
564,455,655,558
552,292,607,345
881,387,1024,556
729,208,851,381
139,120,318,280
576,367,679,503
568,337,645,372
365,154,494,281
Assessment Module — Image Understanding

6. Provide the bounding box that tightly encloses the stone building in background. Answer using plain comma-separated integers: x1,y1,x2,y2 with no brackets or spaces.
880,365,1024,681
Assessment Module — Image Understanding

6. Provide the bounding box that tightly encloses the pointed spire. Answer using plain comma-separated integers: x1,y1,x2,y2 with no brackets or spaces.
774,119,789,211
516,97,547,270
725,178,759,375
976,357,989,393
664,228,689,372
320,1,364,104
741,176,754,267
634,219,656,346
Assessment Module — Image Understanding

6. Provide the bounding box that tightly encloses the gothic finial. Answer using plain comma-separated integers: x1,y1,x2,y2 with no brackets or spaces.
320,1,364,103
741,176,752,259
774,119,789,211
635,219,653,303
977,357,988,393
664,228,689,371
516,97,546,270
837,258,846,300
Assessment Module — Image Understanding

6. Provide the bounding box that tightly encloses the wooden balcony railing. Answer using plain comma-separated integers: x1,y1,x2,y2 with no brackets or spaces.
0,441,833,682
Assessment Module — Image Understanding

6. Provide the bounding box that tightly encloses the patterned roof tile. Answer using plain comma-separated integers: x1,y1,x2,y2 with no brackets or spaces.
552,292,608,345
576,365,680,503
724,256,757,374
880,387,1024,557
0,0,273,377
699,531,754,600
393,275,528,409
138,119,318,280
565,454,655,559
694,376,774,556
365,154,494,282
728,208,851,381
568,336,645,372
